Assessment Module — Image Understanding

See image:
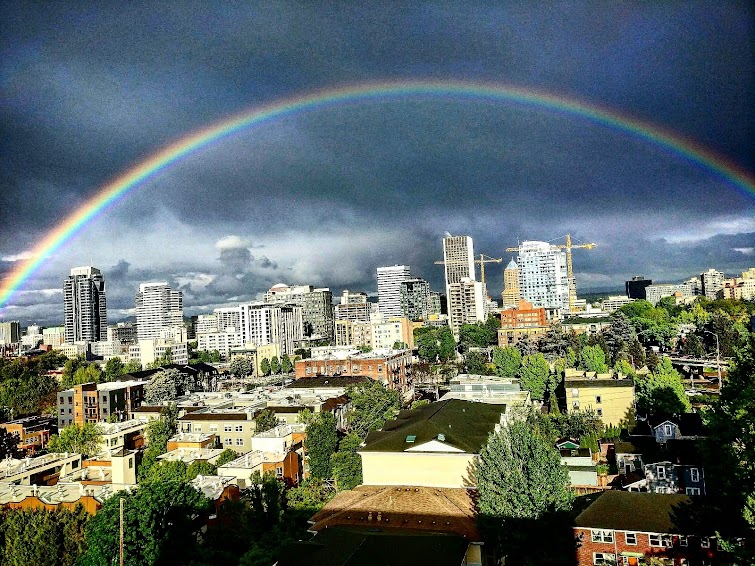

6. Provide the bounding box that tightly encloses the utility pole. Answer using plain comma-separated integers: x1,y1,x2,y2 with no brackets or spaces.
119,497,124,566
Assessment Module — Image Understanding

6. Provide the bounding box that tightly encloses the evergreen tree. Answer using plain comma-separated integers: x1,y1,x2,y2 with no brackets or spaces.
270,356,281,375
518,353,551,400
331,433,363,490
304,412,338,479
260,358,271,376
280,354,293,374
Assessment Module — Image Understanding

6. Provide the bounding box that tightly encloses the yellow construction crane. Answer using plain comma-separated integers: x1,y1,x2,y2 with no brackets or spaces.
505,234,596,312
434,254,503,288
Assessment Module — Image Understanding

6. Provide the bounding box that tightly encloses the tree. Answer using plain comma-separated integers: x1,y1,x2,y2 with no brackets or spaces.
230,355,253,378
123,359,143,373
305,412,338,479
627,338,646,368
518,353,551,401
140,460,189,484
186,460,217,481
703,334,755,563
492,346,521,378
286,478,334,511
270,356,281,375
459,323,494,350
464,350,489,375
537,324,570,361
415,328,439,362
280,354,293,374
139,405,178,480
475,418,574,563
681,333,705,358
215,448,239,467
61,362,104,389
602,312,635,364
346,379,401,437
330,433,362,490
410,399,430,410
80,481,210,565
613,358,634,377
634,357,691,414
144,370,178,405
579,344,608,373
260,358,271,377
254,409,279,433
48,422,101,456
104,357,124,381
0,429,22,459
436,326,457,362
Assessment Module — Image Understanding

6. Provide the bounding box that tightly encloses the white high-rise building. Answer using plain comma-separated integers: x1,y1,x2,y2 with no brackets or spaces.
442,235,475,287
377,265,411,318
700,268,725,299
238,302,303,355
447,278,486,337
516,241,569,314
135,282,183,340
64,266,107,343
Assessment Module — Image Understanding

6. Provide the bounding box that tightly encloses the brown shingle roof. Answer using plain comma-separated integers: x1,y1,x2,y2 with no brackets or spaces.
309,485,480,540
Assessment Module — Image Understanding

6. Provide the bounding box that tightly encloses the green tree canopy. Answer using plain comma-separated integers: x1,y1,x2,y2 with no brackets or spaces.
280,354,293,374
48,422,102,456
260,358,271,376
579,344,608,373
270,356,281,375
305,412,338,479
634,357,691,414
229,355,254,378
475,418,574,562
330,433,363,491
104,357,124,381
215,448,239,467
464,350,489,375
123,358,143,373
144,369,179,405
518,353,552,401
492,346,521,379
346,379,401,437
139,405,178,481
254,409,279,433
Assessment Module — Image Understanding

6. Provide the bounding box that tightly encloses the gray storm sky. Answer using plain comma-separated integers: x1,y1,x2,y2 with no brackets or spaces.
1,1,753,324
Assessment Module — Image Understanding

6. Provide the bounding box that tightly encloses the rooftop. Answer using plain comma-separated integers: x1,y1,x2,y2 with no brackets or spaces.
286,376,369,388
190,474,236,500
574,491,746,536
218,450,286,469
0,453,80,480
97,418,149,436
253,423,306,438
156,447,225,463
0,481,131,506
361,400,504,454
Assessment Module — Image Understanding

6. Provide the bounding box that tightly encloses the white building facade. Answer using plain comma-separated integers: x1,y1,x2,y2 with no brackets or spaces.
376,266,411,318
516,241,569,314
135,282,184,340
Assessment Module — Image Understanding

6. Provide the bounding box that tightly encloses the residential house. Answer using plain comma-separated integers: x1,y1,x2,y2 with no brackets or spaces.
564,370,635,426
574,491,743,565
358,400,506,489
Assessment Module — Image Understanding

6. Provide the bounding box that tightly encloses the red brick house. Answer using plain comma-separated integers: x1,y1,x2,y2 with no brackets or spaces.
574,491,743,565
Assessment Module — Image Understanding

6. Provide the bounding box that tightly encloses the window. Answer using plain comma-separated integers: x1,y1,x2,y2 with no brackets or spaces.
595,395,602,404
128,458,133,469
235,425,243,432
690,468,700,482
649,534,671,547
592,553,615,565
209,425,218,432
224,425,232,432
596,409,603,417
686,487,701,495
194,426,202,432
591,530,614,543
624,532,637,545
224,438,232,445
235,438,244,446
678,535,688,547
377,365,383,372
656,465,666,479
664,424,673,436
275,466,283,478
700,537,710,548
573,401,580,409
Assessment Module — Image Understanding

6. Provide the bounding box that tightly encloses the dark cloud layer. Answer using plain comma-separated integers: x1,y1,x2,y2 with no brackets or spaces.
0,1,753,324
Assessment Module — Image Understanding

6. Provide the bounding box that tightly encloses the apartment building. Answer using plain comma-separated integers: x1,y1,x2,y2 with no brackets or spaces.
57,380,147,428
295,348,412,389
0,416,56,455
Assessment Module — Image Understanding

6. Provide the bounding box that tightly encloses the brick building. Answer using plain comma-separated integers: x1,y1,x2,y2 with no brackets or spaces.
497,299,549,346
294,348,412,389
574,491,742,565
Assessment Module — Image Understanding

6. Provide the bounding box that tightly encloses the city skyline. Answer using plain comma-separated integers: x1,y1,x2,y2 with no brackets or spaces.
1,2,753,324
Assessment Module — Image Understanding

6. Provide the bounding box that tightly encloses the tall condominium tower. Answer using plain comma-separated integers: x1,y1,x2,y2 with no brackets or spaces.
377,265,411,318
700,268,725,299
442,234,485,330
447,278,485,337
135,282,183,340
400,278,431,321
264,284,334,339
442,235,475,287
516,241,569,314
63,266,107,343
501,259,521,308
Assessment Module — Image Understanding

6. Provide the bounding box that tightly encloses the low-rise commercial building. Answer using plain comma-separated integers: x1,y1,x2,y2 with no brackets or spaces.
295,348,412,389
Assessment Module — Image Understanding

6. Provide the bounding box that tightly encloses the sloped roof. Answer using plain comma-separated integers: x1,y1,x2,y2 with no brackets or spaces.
308,485,479,540
505,258,518,270
361,400,503,454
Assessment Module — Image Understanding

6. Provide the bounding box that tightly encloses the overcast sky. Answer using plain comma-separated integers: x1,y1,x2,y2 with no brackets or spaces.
1,1,753,325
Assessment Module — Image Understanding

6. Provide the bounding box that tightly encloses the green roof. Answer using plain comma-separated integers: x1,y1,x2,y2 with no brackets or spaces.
277,526,470,566
574,491,746,536
360,400,503,454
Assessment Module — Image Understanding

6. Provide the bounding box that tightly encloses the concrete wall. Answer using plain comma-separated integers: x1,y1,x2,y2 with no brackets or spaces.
360,452,475,489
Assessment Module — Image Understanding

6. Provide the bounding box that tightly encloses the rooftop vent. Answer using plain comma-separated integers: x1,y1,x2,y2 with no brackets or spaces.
437,433,445,442
405,435,416,443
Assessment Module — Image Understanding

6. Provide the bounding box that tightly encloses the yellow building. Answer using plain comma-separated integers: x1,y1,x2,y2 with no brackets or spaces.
358,400,505,489
564,369,635,426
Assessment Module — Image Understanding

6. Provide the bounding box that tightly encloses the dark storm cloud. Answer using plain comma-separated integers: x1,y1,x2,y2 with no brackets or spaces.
0,1,752,323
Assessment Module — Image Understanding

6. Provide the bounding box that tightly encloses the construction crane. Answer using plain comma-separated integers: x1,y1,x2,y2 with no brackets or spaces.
505,234,596,313
434,254,503,288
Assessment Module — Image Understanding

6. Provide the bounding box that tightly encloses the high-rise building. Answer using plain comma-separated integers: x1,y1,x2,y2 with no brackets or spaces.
264,284,334,339
447,278,485,337
238,302,303,355
516,241,569,314
377,265,411,318
700,269,725,299
135,282,183,340
63,266,107,343
442,235,475,287
107,322,138,345
501,259,521,308
427,292,442,315
625,276,652,300
400,278,431,321
0,321,21,345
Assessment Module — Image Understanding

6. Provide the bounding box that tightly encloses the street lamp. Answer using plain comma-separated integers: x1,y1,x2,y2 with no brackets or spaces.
702,330,722,393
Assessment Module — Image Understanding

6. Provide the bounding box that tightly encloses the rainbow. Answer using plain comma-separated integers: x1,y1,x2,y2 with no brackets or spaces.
2,79,754,310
